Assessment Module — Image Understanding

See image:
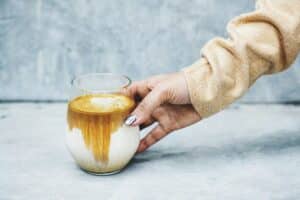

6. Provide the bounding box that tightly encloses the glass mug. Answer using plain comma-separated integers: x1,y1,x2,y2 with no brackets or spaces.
66,73,140,175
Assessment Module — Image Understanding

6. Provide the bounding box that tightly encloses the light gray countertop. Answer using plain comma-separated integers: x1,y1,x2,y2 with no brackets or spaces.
1,103,300,199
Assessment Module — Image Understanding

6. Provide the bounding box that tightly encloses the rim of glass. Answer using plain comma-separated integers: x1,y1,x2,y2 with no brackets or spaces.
71,73,132,93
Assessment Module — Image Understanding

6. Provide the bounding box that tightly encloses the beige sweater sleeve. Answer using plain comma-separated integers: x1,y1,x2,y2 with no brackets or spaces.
183,0,300,118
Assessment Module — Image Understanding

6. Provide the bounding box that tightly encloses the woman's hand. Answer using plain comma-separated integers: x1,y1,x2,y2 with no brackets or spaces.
123,72,201,153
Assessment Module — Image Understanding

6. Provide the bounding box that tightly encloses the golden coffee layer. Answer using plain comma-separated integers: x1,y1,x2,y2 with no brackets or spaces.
69,94,135,114
67,94,135,163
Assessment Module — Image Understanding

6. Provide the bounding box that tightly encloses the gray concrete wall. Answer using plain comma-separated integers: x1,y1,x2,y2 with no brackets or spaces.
0,0,299,102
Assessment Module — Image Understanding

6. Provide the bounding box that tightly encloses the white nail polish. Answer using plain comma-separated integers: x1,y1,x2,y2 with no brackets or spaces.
125,115,137,126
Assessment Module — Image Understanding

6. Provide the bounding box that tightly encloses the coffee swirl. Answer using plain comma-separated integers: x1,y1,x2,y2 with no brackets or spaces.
67,94,135,163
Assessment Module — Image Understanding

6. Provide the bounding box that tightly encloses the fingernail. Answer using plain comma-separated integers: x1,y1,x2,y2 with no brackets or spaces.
125,115,137,126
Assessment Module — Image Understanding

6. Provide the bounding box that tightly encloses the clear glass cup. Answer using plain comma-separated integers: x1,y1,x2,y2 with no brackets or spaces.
66,73,140,175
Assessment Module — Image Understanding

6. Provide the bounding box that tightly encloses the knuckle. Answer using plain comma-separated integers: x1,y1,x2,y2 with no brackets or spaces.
153,107,165,118
168,114,181,131
162,112,180,133
146,81,155,90
144,138,153,147
161,123,173,133
141,140,149,148
145,129,164,146
137,102,148,113
148,134,157,143
158,85,174,101
159,85,169,95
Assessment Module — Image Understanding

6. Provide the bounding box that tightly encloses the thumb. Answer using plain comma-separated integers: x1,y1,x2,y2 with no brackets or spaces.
125,87,167,126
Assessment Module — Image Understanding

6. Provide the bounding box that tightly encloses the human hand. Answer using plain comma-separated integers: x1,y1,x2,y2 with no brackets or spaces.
123,72,201,153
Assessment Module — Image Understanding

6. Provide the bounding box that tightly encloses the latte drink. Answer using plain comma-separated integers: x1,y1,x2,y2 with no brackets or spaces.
66,74,139,175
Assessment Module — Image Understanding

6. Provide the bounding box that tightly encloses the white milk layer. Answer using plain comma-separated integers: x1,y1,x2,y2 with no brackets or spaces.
66,125,139,173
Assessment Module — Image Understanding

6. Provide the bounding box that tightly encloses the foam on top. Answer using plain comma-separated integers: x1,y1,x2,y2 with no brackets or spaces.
69,94,135,114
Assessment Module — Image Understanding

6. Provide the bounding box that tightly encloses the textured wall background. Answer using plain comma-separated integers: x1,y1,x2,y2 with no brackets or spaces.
0,0,299,102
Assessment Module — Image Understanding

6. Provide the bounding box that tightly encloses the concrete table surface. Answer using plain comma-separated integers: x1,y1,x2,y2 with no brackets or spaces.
1,103,300,200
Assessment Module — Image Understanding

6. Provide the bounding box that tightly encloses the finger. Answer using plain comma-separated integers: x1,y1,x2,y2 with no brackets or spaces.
130,87,167,126
136,125,168,153
140,117,155,130
123,81,150,100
